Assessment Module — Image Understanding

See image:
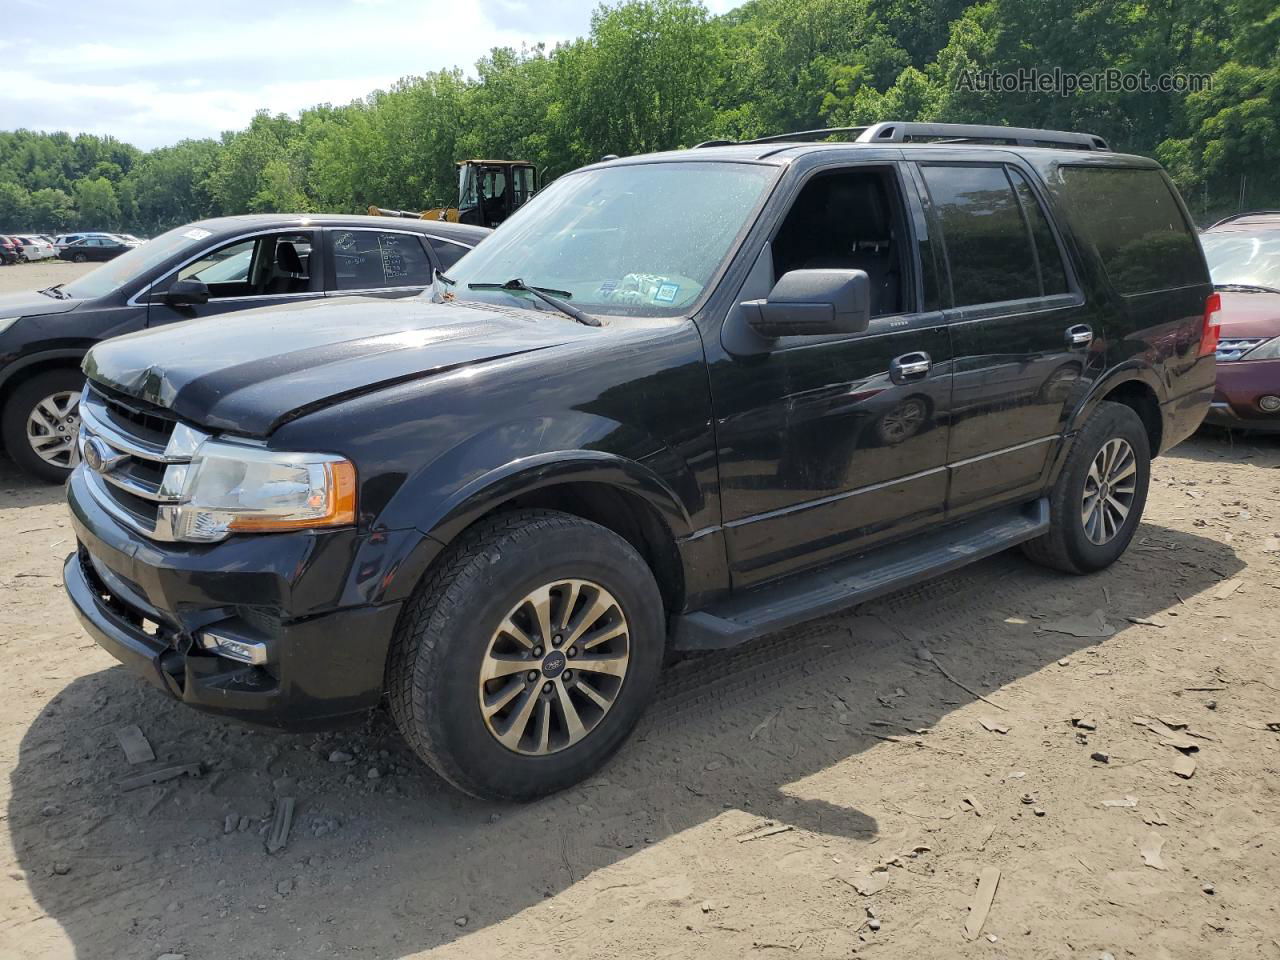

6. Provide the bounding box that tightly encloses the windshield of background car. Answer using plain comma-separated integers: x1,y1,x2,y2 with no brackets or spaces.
1201,229,1280,290
446,161,779,318
59,225,215,300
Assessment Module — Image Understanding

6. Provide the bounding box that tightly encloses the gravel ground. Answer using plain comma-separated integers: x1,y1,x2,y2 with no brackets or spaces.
0,260,1278,960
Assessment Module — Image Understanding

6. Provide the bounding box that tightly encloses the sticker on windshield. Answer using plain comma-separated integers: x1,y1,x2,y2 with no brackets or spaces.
598,279,618,295
654,282,679,304
182,228,212,241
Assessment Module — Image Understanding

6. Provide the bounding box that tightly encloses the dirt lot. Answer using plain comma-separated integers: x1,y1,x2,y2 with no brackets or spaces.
0,260,1278,960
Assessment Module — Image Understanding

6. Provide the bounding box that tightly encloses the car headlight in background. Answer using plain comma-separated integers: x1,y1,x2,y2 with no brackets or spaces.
157,441,356,543
1242,336,1280,361
0,317,21,336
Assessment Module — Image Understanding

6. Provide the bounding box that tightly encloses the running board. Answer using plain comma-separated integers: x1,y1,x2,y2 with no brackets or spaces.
671,498,1050,651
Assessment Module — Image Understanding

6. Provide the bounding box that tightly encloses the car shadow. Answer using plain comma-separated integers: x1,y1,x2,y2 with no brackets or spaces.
0,456,67,509
9,522,1241,959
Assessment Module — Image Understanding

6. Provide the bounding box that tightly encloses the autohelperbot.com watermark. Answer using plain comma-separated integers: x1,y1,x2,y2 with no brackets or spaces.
956,67,1213,96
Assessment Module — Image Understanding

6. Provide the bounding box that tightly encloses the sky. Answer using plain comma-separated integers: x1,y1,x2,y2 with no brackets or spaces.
0,0,739,151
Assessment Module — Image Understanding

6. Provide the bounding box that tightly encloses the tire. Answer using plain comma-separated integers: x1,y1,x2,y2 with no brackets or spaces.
1022,401,1150,574
1,369,85,484
72,253,87,263
387,508,665,801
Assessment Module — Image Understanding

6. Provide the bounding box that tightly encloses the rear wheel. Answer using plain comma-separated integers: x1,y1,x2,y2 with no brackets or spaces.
1022,401,1150,574
387,509,665,801
2,369,84,484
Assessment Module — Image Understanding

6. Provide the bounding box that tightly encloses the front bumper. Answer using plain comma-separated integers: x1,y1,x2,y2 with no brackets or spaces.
1204,359,1280,433
64,467,404,728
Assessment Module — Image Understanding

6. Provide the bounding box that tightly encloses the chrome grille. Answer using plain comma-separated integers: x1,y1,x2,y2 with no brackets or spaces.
78,384,208,541
1216,337,1268,362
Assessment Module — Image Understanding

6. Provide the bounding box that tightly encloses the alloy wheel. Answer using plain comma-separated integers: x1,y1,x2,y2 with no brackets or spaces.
478,578,630,756
1081,437,1137,545
26,390,81,469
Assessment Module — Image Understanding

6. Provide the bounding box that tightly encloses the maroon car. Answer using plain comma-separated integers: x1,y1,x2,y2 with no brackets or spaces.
1200,212,1280,432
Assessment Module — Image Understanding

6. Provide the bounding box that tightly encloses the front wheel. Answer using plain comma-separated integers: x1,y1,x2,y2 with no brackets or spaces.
72,253,87,263
387,509,665,801
1,369,85,484
1022,401,1151,574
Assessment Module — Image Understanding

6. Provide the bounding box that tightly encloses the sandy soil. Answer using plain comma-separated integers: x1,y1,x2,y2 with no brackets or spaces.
0,261,1277,960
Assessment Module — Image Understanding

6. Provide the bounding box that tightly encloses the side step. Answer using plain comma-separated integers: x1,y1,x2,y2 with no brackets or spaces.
670,498,1050,651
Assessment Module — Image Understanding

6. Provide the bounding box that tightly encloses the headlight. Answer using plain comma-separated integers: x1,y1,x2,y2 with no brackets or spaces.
158,441,356,543
0,317,20,336
1243,336,1280,360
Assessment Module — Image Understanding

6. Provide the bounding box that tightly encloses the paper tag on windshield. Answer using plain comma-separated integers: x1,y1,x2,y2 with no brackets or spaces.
654,282,679,304
182,228,212,241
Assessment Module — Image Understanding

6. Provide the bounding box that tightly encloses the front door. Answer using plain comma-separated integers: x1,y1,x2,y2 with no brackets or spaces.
709,163,953,589
912,159,1100,516
146,230,323,327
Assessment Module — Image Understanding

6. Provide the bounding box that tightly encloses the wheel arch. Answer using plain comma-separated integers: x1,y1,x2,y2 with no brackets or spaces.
1067,366,1164,454
0,351,87,451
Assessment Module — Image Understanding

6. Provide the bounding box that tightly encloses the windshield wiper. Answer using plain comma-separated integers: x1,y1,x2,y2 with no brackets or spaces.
1215,282,1280,295
38,284,69,300
467,278,601,327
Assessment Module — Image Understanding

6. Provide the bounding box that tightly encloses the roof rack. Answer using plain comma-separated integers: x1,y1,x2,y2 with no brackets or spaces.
696,121,1109,152
1208,210,1280,228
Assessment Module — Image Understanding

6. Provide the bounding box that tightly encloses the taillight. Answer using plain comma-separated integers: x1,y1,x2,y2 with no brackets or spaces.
1200,292,1222,357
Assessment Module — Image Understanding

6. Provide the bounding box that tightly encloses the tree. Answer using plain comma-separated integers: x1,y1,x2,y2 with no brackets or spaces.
0,181,31,229
27,188,75,232
72,177,121,229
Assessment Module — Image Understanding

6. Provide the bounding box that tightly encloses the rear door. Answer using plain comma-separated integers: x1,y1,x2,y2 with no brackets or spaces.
324,227,437,299
146,229,323,327
911,157,1099,517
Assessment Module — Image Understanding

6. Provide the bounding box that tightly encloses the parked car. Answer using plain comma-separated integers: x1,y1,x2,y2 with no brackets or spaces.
0,214,488,481
62,122,1214,801
0,236,19,265
52,232,120,252
58,236,133,263
1199,212,1280,432
14,235,56,261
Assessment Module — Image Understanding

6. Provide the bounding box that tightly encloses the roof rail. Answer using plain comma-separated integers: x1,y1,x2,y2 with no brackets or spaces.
856,122,1108,151
1208,210,1280,228
693,121,1110,152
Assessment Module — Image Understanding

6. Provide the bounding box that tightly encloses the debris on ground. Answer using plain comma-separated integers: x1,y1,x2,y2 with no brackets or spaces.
1171,756,1197,779
978,718,1010,734
266,797,295,855
1102,796,1139,808
114,724,155,764
1212,578,1243,600
963,867,1001,941
118,762,202,792
1140,833,1167,870
847,871,889,896
1039,610,1114,638
1091,752,1111,764
1127,616,1166,628
962,795,986,817
735,822,793,843
1072,715,1098,731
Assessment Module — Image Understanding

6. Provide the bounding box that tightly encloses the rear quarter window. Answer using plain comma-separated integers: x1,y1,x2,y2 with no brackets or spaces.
1058,166,1204,295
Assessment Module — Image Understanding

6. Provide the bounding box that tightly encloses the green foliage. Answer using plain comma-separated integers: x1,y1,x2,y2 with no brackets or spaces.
1,0,1277,232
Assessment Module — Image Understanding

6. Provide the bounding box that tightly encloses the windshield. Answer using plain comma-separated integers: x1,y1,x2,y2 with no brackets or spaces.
60,224,215,299
1202,230,1280,290
445,161,779,317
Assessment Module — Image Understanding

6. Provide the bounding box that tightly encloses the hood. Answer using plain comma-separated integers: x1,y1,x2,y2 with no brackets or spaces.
0,290,82,319
84,295,589,435
1218,289,1280,339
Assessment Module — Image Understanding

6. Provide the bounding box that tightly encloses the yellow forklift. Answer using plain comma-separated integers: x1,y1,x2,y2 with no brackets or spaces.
369,159,538,228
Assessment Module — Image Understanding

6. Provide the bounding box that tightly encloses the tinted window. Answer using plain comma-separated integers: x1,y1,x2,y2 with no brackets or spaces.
331,230,432,291
1059,166,1202,294
1009,169,1069,295
180,238,256,285
428,237,470,271
920,164,1040,306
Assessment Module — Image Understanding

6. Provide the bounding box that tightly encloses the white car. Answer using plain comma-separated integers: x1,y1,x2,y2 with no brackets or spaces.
14,235,56,261
53,232,118,251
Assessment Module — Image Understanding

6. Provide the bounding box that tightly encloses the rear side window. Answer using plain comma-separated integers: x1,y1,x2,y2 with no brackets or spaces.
331,230,432,291
919,164,1042,307
1058,166,1202,295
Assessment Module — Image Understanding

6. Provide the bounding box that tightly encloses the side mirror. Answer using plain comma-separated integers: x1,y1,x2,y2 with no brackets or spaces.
742,269,871,338
164,277,209,306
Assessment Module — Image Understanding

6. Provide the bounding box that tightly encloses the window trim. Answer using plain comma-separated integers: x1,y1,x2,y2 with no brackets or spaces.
915,160,1083,314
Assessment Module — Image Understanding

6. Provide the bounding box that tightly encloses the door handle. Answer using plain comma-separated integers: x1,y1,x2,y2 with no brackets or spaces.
891,351,931,383
1066,324,1093,347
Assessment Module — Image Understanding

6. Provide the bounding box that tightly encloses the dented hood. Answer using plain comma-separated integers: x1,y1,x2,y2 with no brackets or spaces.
83,295,584,435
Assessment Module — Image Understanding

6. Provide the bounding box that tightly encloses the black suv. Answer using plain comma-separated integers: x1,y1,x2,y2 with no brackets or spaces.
0,214,487,482
62,123,1215,801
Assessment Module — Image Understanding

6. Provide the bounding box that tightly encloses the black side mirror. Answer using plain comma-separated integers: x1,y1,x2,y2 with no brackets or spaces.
164,277,209,306
743,269,871,338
